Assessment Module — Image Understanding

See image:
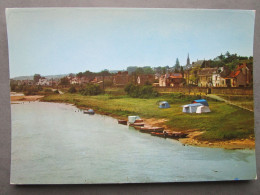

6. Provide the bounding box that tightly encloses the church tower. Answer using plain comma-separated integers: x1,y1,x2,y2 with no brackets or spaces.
186,53,191,68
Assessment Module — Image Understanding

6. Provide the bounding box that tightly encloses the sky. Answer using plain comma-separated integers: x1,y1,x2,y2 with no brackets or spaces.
6,8,255,78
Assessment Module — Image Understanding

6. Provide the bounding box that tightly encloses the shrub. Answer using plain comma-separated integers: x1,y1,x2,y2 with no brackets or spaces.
79,84,103,96
44,88,52,92
68,86,77,93
124,83,158,98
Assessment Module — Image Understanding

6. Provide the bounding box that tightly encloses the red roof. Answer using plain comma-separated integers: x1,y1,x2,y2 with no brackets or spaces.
226,63,247,78
169,73,183,79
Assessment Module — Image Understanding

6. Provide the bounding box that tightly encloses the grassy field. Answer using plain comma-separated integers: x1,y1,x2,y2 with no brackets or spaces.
217,94,254,111
42,92,254,141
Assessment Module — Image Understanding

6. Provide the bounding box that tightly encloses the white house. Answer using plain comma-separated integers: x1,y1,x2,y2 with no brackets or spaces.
212,67,226,87
37,78,50,86
159,74,167,87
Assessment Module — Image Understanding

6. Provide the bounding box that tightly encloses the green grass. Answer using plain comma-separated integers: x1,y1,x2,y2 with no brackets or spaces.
42,92,255,141
217,94,254,111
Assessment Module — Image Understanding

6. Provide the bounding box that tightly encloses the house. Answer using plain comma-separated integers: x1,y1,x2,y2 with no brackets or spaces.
224,63,252,87
159,74,167,87
70,77,80,85
37,78,50,86
166,73,184,87
191,60,205,68
197,68,218,87
18,80,34,86
137,75,155,85
113,71,130,86
211,67,230,87
79,76,92,85
48,79,58,86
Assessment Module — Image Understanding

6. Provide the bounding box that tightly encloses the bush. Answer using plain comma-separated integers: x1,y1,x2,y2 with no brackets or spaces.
23,86,39,95
44,88,52,92
124,83,158,98
68,86,77,93
79,84,103,96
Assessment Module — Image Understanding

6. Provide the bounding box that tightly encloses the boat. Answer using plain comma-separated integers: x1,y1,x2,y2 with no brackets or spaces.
163,131,188,139
118,120,127,125
83,109,95,115
129,123,145,127
150,132,166,138
138,126,164,133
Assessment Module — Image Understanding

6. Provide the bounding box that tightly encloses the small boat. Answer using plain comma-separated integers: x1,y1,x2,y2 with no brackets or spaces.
129,123,145,127
118,120,127,125
83,109,95,115
164,131,188,139
138,126,164,133
135,119,144,123
151,132,166,138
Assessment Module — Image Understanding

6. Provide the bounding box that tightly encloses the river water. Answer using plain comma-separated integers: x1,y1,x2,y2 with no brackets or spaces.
10,102,256,184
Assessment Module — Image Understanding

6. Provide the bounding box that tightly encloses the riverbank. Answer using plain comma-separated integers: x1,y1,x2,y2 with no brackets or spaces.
37,93,255,150
10,94,44,102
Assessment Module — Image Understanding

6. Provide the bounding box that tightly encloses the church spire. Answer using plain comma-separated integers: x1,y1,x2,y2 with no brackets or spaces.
186,53,190,66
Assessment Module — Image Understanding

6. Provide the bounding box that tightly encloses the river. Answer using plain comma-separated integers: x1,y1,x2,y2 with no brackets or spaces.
10,102,257,184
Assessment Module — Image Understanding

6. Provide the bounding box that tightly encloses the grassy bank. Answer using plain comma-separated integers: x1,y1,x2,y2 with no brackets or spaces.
42,93,254,142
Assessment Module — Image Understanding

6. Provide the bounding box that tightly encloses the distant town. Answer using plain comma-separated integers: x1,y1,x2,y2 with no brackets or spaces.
10,52,253,90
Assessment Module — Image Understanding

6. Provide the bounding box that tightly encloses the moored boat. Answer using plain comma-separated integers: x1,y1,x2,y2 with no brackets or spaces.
83,109,95,115
118,120,127,125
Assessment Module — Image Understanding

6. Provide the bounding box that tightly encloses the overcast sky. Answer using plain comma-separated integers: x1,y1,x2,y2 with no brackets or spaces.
6,8,255,78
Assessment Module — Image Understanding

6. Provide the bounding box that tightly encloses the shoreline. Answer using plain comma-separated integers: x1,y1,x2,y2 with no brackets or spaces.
10,94,255,150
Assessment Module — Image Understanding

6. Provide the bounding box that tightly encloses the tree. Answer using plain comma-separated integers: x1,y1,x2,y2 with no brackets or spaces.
174,58,181,72
68,86,77,93
135,67,145,75
127,66,138,74
33,74,41,83
180,66,184,76
59,77,70,86
76,72,83,78
143,66,154,74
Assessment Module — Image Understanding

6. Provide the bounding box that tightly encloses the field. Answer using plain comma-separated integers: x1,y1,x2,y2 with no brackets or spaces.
42,92,254,142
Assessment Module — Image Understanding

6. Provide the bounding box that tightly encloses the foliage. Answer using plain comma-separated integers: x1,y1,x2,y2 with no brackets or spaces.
44,88,53,93
124,83,158,98
23,86,40,95
33,74,41,83
174,58,180,72
59,77,70,86
79,83,104,96
129,66,155,75
68,86,77,93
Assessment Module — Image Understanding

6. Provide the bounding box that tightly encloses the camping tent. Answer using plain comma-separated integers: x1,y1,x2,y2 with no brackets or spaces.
159,101,170,108
196,106,211,113
192,99,209,106
182,103,203,113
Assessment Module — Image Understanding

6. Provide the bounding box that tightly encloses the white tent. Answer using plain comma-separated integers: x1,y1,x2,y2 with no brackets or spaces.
182,103,211,114
196,106,211,113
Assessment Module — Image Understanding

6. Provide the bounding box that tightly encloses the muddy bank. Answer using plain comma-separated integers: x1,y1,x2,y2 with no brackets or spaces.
11,95,44,102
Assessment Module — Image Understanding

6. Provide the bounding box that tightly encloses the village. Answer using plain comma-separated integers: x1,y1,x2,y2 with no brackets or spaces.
11,53,253,94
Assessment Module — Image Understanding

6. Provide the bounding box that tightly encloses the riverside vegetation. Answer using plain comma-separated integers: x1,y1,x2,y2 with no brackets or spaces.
41,84,254,143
